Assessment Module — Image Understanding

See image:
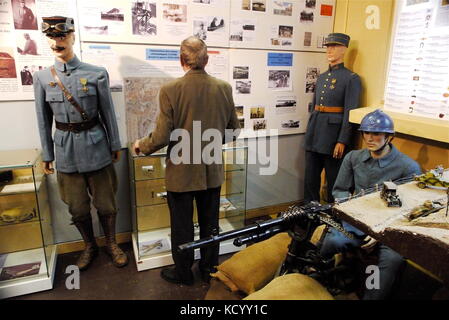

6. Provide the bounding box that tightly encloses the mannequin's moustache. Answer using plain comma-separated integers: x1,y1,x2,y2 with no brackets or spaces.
51,46,65,52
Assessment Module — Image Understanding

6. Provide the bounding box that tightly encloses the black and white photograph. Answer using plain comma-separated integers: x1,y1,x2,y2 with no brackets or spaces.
253,119,266,131
235,105,244,118
282,40,292,46
193,20,208,40
193,0,211,3
233,66,249,79
207,17,225,31
305,67,320,93
304,31,312,46
16,32,39,55
250,107,265,119
11,0,38,30
163,3,187,23
279,25,293,38
305,0,316,9
20,64,42,85
101,8,124,21
281,119,300,128
236,80,252,94
230,21,255,42
252,0,266,12
300,10,314,22
268,70,291,89
238,118,245,129
132,2,157,35
273,1,293,16
276,98,296,108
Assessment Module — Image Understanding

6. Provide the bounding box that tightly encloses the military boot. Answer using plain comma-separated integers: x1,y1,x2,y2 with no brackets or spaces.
73,218,99,271
99,215,128,267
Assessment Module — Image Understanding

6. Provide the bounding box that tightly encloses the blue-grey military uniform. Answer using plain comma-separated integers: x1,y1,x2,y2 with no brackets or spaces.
33,55,121,173
320,144,421,300
303,62,362,203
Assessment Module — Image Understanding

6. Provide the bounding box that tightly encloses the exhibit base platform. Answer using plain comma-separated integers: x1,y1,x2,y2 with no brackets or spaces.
0,245,57,299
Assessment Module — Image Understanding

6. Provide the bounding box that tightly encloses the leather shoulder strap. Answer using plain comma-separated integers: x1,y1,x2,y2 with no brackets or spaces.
50,66,89,121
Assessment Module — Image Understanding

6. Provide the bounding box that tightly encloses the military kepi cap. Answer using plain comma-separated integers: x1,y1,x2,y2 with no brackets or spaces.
41,16,75,37
324,33,350,47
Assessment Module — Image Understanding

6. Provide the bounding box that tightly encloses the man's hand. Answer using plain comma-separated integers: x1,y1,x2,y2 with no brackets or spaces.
112,151,120,163
333,143,346,159
361,235,378,251
133,139,142,156
42,161,55,175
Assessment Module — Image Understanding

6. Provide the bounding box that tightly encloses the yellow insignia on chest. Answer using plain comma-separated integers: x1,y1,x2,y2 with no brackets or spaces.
49,81,56,88
331,79,337,84
80,78,88,92
330,85,335,89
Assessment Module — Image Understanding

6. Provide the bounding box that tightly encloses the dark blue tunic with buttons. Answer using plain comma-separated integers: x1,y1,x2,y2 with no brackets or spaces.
33,55,121,173
305,63,362,155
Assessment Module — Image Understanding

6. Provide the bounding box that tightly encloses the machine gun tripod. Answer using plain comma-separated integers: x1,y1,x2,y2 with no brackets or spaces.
178,201,359,294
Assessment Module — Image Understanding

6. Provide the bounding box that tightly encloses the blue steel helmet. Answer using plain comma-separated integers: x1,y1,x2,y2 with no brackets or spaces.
359,109,395,134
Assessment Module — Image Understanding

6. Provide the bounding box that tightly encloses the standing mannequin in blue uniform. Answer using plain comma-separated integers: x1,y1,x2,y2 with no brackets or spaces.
321,109,421,299
304,33,362,203
33,16,128,270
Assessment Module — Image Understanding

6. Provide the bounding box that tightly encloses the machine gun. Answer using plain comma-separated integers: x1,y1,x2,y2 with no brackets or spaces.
179,201,357,293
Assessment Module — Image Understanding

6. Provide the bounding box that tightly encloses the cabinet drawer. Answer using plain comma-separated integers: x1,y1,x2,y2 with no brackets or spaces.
136,179,167,206
136,203,227,232
0,221,43,253
134,156,166,181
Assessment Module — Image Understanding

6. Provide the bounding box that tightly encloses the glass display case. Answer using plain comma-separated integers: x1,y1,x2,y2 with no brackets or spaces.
128,143,247,271
0,149,56,299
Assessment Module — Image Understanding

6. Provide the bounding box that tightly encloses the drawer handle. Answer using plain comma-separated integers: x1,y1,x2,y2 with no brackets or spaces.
141,165,154,172
156,192,167,199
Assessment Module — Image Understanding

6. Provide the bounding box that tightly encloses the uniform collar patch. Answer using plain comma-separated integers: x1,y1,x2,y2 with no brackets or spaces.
54,55,81,72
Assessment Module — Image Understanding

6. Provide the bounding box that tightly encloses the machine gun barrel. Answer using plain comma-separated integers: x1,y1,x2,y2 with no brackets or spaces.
177,217,285,252
178,202,333,253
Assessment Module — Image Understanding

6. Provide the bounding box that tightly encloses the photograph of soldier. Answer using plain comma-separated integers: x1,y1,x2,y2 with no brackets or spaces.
33,16,128,271
268,70,290,89
279,25,293,38
20,65,33,85
250,107,265,119
236,80,251,94
193,21,207,40
17,32,38,55
132,1,157,35
253,119,266,130
12,0,37,30
305,67,320,93
233,66,249,79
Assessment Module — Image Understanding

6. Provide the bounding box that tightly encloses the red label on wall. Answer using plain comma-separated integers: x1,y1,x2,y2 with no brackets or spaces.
320,4,333,16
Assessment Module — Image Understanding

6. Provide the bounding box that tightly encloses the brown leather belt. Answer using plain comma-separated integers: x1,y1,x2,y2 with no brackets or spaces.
55,116,99,133
315,105,344,113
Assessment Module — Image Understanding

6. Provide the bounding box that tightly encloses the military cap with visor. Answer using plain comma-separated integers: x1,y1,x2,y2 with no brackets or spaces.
41,16,75,37
324,33,350,47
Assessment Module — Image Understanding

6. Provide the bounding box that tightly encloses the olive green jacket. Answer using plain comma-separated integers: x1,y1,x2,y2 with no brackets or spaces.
139,69,240,192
